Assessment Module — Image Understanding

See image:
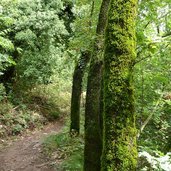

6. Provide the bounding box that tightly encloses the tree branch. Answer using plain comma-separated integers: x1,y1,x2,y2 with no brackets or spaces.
137,93,164,139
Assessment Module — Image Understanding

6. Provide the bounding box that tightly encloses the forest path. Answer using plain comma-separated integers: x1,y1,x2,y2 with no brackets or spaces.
0,121,63,171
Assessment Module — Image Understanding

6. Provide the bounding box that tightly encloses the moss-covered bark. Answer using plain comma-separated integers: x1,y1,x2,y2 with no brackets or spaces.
101,0,138,170
84,0,110,170
70,51,90,134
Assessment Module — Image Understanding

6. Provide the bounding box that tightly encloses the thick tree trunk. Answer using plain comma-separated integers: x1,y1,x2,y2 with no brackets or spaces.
101,0,138,170
84,0,110,170
70,51,90,134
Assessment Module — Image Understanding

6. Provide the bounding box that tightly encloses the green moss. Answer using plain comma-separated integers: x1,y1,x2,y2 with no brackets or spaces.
101,0,138,170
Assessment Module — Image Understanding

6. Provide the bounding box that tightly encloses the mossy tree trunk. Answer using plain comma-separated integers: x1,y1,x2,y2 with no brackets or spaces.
70,51,90,134
84,0,110,170
101,0,138,170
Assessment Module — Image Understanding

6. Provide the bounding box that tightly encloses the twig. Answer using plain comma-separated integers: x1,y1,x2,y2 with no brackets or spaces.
137,94,163,138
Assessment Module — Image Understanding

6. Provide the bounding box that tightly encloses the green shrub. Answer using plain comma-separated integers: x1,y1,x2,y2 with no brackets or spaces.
0,101,47,138
26,84,71,120
138,151,171,171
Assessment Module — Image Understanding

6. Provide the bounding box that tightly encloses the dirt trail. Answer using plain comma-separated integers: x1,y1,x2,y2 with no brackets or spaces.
0,121,63,171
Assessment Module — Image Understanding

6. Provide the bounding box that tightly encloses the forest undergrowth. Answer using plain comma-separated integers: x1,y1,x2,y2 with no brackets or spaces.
43,108,85,171
0,83,71,147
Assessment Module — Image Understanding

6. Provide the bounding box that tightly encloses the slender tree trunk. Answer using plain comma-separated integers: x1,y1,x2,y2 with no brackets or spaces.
70,51,90,134
101,0,138,170
84,0,110,170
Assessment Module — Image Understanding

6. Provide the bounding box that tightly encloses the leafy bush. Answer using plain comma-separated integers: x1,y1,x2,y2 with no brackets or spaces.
23,84,71,120
138,151,171,171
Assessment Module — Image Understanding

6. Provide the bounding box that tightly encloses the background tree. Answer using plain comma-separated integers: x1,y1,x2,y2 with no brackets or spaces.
0,0,74,94
70,0,101,133
0,7,15,91
84,0,110,170
70,51,90,133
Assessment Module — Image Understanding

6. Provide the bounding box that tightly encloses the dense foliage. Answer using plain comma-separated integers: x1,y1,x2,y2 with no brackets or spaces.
0,0,74,138
135,0,171,154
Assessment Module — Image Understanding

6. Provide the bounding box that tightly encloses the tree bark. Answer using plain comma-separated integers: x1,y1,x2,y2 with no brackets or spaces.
101,0,138,170
84,0,110,170
70,51,90,134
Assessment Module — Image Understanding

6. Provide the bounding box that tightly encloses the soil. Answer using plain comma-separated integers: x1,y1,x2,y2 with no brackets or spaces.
0,121,63,171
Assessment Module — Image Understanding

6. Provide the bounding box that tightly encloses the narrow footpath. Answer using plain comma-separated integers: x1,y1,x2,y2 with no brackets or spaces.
0,121,63,171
